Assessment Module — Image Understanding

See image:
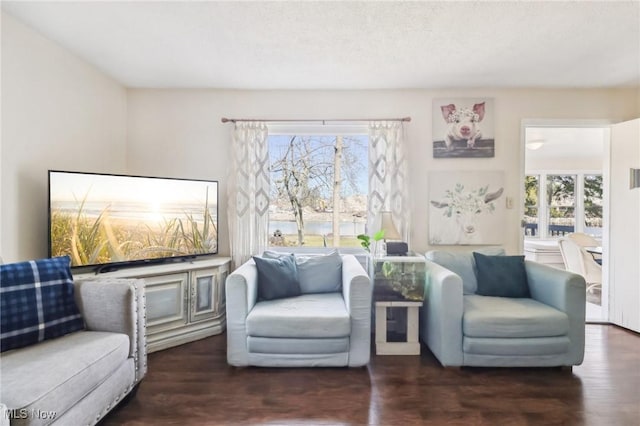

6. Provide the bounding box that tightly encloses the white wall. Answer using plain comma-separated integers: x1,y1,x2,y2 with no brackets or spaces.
2,11,637,262
1,12,127,262
127,88,638,256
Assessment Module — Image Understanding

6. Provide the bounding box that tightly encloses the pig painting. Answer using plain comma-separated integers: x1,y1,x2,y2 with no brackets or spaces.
441,102,485,149
432,98,495,158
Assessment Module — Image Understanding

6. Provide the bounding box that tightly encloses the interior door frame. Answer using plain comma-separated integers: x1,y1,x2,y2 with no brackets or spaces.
520,118,614,322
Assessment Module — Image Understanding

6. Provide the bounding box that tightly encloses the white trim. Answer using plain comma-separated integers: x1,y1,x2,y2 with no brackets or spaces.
601,127,612,323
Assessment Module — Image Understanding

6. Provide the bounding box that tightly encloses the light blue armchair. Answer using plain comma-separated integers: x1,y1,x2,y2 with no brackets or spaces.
421,250,586,368
225,253,372,367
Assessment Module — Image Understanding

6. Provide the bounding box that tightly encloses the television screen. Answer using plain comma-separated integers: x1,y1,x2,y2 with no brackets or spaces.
48,170,218,270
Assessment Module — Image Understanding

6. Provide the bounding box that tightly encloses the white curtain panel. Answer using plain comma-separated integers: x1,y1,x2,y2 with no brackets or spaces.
227,122,270,269
368,121,410,244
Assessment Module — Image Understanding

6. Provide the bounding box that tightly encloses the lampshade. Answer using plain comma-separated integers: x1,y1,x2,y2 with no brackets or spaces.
379,211,401,240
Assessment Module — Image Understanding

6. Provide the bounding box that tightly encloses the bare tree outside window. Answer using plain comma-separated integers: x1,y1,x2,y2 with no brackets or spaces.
268,135,368,247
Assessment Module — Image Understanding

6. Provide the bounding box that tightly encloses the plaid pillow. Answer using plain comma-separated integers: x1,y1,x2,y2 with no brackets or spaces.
0,256,84,352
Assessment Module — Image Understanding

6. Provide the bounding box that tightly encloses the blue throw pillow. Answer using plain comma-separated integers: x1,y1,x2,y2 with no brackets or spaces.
295,250,343,294
0,256,85,352
473,252,530,298
262,250,343,294
253,254,301,301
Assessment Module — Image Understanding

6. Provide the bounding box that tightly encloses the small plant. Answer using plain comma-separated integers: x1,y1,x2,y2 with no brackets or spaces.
356,230,385,252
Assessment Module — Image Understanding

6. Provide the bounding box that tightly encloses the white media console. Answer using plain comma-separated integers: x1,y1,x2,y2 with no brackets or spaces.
74,257,231,352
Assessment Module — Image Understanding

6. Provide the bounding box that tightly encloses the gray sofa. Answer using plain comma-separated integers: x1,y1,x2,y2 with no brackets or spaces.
226,253,372,367
421,250,586,368
0,278,147,426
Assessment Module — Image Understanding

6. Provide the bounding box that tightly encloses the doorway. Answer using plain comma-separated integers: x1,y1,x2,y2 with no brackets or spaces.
521,120,611,322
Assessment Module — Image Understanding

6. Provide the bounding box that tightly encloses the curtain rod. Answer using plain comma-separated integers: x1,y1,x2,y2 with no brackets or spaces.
221,117,411,124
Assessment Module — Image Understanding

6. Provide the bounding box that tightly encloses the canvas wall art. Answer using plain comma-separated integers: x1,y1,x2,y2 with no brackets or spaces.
429,171,505,245
432,98,495,158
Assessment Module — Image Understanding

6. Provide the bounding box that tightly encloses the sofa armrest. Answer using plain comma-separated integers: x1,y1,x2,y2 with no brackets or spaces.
74,278,147,383
341,254,372,367
225,260,259,366
421,259,464,366
525,260,586,364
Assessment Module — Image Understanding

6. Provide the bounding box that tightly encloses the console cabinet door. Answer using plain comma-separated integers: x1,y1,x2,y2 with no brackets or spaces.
190,265,228,322
145,273,189,334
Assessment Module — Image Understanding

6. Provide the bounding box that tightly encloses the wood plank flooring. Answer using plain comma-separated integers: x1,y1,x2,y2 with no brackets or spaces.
101,325,640,425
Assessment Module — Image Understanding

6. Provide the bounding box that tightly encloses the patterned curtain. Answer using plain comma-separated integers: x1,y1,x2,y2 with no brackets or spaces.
227,122,270,269
367,121,410,244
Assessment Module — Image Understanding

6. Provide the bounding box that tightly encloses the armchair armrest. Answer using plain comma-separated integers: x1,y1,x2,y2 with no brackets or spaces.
74,278,147,383
341,254,372,367
526,261,586,312
525,260,586,364
421,259,464,366
225,260,259,367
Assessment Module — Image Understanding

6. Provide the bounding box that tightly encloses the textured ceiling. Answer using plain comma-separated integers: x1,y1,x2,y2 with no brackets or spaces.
2,1,639,90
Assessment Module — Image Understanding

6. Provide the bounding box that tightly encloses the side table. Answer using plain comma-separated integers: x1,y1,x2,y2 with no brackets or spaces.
375,300,422,355
372,253,426,355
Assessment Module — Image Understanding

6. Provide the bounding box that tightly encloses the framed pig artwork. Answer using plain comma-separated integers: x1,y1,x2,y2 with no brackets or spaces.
432,98,495,158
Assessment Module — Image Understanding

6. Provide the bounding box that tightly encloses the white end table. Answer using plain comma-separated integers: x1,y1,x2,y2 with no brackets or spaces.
375,300,423,355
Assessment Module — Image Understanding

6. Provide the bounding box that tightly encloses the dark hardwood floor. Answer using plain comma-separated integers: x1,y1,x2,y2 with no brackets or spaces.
102,325,640,425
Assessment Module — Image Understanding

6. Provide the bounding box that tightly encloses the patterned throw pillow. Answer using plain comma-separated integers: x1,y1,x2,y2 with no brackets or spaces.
0,256,85,352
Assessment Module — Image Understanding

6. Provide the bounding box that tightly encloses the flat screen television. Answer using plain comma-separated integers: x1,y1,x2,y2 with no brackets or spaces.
48,170,218,271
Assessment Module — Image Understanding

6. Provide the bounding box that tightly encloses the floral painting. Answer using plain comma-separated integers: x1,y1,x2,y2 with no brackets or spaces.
429,171,505,245
432,98,495,158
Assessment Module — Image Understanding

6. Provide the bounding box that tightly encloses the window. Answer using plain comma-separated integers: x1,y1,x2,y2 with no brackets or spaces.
268,134,368,248
524,172,603,239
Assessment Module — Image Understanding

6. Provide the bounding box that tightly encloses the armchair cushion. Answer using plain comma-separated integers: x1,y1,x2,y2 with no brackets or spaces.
426,247,505,294
253,254,301,301
246,293,350,338
463,295,569,338
0,256,84,352
473,252,530,298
